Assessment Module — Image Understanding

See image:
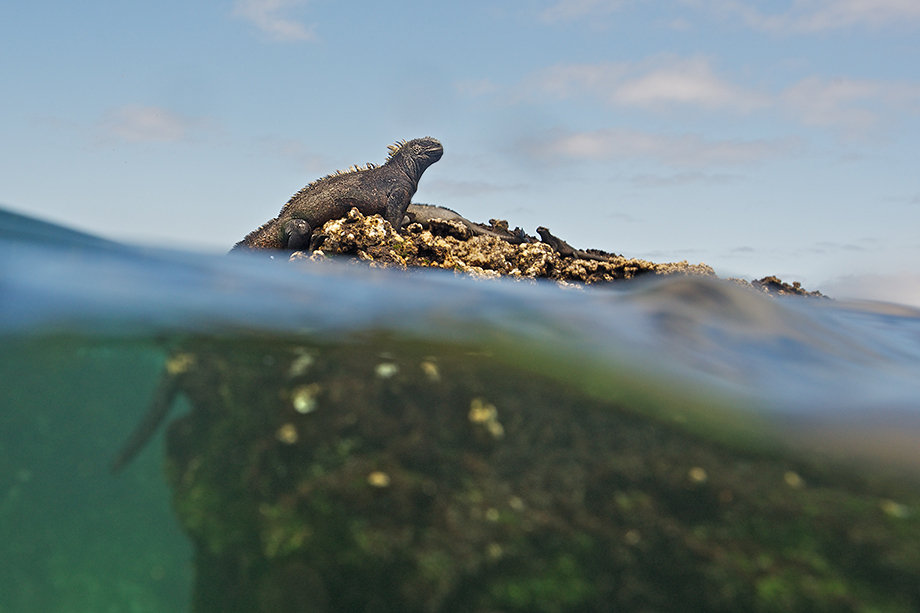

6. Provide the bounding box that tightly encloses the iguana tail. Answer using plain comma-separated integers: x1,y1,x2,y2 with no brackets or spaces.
111,353,193,473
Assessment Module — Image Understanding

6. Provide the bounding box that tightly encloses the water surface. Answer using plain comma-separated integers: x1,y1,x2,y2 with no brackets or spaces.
2,207,919,611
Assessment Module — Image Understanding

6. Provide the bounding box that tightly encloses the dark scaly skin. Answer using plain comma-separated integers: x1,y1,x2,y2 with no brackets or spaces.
232,137,443,251
537,226,621,262
405,203,530,244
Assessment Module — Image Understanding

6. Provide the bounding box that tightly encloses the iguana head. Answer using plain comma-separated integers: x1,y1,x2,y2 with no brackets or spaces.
386,137,443,178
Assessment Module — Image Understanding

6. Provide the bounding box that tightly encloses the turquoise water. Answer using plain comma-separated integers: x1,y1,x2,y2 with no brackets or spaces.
2,207,920,611
0,337,191,612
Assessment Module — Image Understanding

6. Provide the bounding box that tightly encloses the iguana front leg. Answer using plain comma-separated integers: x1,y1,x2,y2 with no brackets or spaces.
385,188,413,231
282,218,313,250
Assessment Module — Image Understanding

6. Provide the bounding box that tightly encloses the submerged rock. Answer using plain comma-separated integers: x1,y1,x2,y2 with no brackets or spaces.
164,337,919,613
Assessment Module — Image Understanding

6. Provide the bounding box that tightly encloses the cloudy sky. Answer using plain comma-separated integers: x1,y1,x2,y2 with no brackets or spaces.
2,0,919,303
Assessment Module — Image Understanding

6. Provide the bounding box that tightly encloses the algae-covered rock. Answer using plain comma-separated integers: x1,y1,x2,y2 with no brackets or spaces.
162,337,920,613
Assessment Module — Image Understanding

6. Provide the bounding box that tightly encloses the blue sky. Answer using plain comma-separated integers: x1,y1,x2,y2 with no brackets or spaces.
2,0,919,304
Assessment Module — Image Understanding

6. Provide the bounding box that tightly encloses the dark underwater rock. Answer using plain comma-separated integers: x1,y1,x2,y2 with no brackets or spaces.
163,337,919,613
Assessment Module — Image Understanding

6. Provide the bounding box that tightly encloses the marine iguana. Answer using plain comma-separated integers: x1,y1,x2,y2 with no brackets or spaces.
232,137,443,251
537,226,620,262
405,203,529,244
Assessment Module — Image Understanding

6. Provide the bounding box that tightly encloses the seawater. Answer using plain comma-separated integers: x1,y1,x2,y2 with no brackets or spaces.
2,207,920,612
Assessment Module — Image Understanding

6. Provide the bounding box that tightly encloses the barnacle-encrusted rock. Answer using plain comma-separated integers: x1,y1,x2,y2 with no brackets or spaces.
293,208,719,286
289,207,829,298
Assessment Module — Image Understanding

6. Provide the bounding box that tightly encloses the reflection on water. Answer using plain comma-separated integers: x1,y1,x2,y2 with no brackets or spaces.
2,208,919,611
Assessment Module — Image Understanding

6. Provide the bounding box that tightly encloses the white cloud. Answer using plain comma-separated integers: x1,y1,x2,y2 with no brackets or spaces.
690,0,920,32
538,0,920,31
232,0,316,42
540,0,624,23
513,57,920,133
529,62,630,99
798,240,869,255
780,76,920,133
612,56,766,110
527,56,767,112
525,128,800,167
629,171,742,187
426,179,523,198
98,105,207,143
